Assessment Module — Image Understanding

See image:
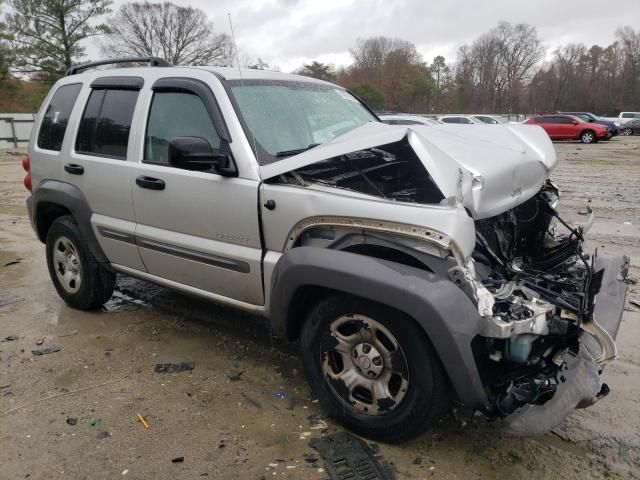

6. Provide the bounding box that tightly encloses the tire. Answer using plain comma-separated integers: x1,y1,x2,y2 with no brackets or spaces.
299,294,450,443
45,215,115,310
623,127,633,136
580,130,596,144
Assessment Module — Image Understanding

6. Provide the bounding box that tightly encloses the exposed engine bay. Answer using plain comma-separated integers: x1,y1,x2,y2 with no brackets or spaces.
273,139,445,204
471,181,616,422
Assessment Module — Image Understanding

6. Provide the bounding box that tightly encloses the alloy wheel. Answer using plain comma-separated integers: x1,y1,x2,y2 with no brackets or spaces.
321,314,410,415
53,236,82,294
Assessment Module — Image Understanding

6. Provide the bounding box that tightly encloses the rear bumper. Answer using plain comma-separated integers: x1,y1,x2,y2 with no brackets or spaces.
26,196,35,233
502,253,629,435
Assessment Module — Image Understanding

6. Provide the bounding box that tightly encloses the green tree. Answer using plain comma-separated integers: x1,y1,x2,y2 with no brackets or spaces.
295,61,336,82
0,0,11,80
349,83,384,110
6,0,112,81
429,55,448,90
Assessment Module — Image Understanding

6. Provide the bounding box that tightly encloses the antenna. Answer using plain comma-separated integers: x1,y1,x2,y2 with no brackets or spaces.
228,13,259,164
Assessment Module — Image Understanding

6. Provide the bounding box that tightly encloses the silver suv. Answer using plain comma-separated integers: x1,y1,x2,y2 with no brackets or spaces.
24,58,629,442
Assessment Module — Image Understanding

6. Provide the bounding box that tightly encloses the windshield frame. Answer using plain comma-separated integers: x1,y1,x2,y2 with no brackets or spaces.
221,78,380,164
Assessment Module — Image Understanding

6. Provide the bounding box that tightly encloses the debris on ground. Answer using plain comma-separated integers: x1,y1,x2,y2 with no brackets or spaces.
274,389,288,400
58,330,79,337
137,413,150,429
35,337,44,346
66,417,77,426
308,414,328,430
3,260,21,267
2,335,19,342
226,370,244,381
241,392,262,409
153,362,194,373
31,346,61,356
171,457,184,463
309,431,396,480
97,431,110,439
88,418,101,428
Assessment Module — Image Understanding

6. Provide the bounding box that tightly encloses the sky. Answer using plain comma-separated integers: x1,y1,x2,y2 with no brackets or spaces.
96,0,640,72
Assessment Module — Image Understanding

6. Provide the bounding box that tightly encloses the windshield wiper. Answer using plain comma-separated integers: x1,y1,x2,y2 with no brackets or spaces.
275,143,320,158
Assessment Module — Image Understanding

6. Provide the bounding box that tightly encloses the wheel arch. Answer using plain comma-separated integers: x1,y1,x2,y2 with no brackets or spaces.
31,180,109,264
269,246,489,409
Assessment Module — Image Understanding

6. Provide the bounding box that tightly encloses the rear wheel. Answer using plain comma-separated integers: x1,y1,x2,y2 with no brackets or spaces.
46,215,115,309
580,130,596,143
299,294,449,443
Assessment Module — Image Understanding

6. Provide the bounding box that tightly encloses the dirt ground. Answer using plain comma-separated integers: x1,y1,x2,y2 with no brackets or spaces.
1,137,639,480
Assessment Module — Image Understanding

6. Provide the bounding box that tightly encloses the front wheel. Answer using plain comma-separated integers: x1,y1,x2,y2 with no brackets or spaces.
623,127,633,136
581,130,596,143
299,294,450,443
46,215,116,310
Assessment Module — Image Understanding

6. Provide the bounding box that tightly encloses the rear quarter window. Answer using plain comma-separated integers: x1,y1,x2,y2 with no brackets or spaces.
37,84,82,151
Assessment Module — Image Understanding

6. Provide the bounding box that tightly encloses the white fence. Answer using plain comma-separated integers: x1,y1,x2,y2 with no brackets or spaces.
0,113,36,149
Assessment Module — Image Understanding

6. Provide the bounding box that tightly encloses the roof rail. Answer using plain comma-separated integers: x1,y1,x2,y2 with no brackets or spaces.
65,57,171,76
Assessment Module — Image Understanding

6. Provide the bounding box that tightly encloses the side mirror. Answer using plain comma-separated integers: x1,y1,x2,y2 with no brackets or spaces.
168,137,236,176
571,120,579,125
588,118,594,122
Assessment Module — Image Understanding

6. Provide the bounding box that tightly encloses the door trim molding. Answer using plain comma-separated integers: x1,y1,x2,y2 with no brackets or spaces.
97,226,250,273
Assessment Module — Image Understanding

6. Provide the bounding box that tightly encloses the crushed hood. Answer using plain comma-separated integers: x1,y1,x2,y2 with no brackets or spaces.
260,122,557,219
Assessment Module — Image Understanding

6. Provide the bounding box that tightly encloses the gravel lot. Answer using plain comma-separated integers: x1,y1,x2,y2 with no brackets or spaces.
1,137,639,479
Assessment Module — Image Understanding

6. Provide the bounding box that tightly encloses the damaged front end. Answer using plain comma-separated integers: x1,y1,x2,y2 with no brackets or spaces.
471,181,629,434
261,122,629,435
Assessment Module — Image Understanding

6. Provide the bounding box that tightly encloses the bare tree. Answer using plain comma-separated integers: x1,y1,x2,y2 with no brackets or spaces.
6,0,111,80
350,37,420,73
616,26,640,107
103,1,233,66
495,22,544,111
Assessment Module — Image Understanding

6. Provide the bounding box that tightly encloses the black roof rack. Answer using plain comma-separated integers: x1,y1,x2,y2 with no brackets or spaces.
65,57,171,76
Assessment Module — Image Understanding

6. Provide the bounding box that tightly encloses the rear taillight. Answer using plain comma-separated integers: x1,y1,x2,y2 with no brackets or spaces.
22,154,32,192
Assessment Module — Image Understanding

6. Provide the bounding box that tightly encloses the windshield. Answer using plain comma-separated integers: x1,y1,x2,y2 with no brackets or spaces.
227,80,378,164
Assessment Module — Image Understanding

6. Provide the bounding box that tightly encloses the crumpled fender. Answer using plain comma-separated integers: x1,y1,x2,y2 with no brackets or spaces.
269,246,490,409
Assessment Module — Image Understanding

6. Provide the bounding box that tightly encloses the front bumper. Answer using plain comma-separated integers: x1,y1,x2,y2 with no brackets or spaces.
501,253,629,435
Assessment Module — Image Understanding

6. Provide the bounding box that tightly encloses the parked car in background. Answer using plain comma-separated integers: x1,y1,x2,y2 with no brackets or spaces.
438,115,484,124
560,112,620,138
621,118,640,135
524,114,608,143
472,114,509,124
619,112,640,122
380,114,442,126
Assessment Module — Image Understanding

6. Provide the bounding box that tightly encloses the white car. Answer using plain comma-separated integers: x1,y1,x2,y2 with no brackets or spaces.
473,114,510,125
438,115,484,125
379,114,442,126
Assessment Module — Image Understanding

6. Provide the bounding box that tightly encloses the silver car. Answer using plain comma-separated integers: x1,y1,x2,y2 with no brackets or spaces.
24,57,629,443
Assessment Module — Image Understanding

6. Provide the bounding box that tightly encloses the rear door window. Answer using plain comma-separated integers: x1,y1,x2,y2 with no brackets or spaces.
37,84,82,151
75,89,139,159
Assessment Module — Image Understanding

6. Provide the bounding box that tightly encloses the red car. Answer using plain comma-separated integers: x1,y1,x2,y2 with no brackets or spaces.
525,114,608,143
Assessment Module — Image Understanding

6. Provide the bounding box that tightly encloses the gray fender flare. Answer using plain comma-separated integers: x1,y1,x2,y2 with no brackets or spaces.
31,180,108,263
269,247,489,409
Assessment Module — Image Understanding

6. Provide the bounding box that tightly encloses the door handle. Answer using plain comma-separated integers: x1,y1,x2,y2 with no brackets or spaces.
64,163,84,175
136,175,165,191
